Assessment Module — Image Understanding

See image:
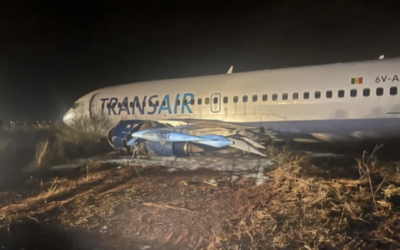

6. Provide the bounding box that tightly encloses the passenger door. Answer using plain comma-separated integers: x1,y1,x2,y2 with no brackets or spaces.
89,93,101,118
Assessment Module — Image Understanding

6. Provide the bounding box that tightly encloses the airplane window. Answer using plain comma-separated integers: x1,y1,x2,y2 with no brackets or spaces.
252,95,258,102
262,94,268,101
118,103,122,108
190,99,195,105
315,91,321,99
363,88,370,97
198,98,202,105
234,96,238,103
136,102,139,108
205,98,210,104
123,102,128,108
149,101,153,107
223,97,228,103
107,103,111,108
326,91,332,98
282,93,288,100
293,93,298,100
272,94,278,101
376,87,384,96
350,89,357,97
155,101,159,106
162,100,166,106
390,87,397,96
303,92,309,99
243,95,248,103
338,90,345,98
112,103,117,108
176,100,180,106
213,97,218,104
183,99,188,105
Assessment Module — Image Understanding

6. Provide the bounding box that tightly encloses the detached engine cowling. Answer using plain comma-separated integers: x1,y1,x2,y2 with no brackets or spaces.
107,120,145,150
145,141,204,157
107,120,171,151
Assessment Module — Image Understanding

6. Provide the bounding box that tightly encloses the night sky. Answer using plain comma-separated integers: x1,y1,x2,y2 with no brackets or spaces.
1,1,400,122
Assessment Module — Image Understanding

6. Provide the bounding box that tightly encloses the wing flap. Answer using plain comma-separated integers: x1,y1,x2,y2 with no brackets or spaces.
241,137,266,149
229,138,266,157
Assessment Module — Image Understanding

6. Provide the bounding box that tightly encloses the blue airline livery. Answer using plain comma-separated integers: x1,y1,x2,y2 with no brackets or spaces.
100,93,195,116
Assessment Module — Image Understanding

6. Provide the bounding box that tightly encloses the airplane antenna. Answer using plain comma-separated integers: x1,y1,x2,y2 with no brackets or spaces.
378,55,385,60
227,66,233,74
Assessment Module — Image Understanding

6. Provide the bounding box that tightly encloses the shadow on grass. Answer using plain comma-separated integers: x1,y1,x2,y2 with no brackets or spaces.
0,218,141,250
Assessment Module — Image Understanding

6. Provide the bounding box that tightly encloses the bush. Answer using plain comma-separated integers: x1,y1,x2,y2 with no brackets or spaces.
53,115,113,159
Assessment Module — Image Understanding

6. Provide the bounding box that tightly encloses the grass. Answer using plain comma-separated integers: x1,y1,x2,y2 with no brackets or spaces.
0,118,399,250
209,145,400,249
0,116,112,174
0,143,398,249
0,116,113,202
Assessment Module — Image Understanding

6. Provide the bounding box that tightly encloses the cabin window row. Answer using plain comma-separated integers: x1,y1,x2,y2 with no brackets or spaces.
105,87,398,108
225,87,397,103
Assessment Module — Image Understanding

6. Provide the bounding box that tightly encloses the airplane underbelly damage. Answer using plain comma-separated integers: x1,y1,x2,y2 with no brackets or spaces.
107,120,266,157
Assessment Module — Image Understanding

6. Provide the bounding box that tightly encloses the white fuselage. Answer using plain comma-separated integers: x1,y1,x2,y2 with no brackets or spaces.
63,58,400,142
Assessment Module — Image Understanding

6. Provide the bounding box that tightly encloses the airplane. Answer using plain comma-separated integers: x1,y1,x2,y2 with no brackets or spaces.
63,56,400,157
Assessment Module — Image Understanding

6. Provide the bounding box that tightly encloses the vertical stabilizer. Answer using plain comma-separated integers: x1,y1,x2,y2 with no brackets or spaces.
227,66,233,74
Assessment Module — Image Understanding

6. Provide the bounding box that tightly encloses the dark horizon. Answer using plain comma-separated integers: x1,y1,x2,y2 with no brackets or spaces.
1,1,400,121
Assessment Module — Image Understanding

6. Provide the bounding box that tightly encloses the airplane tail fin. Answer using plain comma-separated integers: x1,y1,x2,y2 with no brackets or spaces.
227,66,233,74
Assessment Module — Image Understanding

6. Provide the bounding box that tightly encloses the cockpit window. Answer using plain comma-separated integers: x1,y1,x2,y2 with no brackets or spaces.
72,103,80,109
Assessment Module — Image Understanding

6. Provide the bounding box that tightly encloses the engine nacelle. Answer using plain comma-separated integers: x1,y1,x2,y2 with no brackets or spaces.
108,120,208,156
145,141,204,157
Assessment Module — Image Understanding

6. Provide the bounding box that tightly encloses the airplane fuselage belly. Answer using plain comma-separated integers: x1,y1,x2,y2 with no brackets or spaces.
236,117,400,142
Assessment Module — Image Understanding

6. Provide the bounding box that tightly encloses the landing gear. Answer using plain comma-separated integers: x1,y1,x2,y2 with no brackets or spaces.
129,146,137,162
120,139,131,155
127,142,150,158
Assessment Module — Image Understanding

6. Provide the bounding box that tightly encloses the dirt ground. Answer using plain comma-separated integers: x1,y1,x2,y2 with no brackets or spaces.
0,147,399,250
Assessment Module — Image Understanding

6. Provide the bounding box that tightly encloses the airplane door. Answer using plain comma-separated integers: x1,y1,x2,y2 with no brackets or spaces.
89,93,101,118
210,93,221,113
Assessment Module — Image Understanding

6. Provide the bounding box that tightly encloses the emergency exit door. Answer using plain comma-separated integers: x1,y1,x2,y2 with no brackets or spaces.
210,93,221,113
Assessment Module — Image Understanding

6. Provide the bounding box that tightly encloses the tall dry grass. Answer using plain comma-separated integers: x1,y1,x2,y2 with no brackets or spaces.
53,115,112,156
208,144,400,249
0,115,113,175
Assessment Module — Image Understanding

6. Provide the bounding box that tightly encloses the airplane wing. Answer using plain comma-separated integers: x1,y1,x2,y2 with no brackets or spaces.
159,118,322,143
159,118,279,141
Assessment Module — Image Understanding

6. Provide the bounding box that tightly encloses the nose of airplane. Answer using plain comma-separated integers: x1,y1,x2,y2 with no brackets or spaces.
63,108,75,126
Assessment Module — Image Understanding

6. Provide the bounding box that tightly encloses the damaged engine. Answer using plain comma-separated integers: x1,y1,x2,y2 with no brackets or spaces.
107,120,207,157
108,120,265,157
